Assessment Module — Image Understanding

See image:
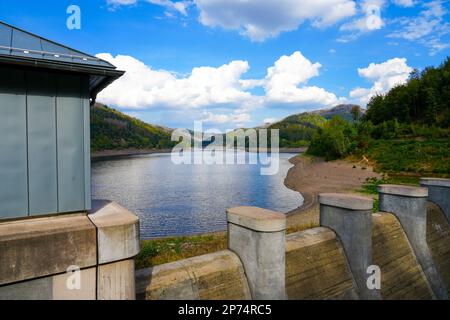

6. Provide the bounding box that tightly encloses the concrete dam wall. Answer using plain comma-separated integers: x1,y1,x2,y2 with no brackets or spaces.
1,178,449,300
136,178,450,300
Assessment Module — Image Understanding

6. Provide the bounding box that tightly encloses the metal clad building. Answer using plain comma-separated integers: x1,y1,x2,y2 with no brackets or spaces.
0,21,124,219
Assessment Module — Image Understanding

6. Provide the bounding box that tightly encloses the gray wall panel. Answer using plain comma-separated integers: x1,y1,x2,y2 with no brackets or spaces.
56,74,85,212
27,71,58,215
0,68,28,218
81,77,91,210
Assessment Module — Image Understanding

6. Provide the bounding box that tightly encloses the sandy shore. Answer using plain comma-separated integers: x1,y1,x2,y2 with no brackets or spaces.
284,155,382,229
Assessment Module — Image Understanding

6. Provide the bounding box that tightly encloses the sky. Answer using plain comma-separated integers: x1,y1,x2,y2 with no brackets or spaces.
0,0,449,130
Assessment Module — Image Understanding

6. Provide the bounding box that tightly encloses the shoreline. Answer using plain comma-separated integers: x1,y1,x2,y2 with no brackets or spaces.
93,148,381,236
283,155,382,228
91,147,306,161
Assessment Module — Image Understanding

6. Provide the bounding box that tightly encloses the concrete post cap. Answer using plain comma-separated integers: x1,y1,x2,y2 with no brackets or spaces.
420,178,450,188
378,184,428,198
226,206,286,232
318,193,373,211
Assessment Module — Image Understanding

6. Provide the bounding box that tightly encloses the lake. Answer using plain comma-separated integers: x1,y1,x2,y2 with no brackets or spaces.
91,151,303,239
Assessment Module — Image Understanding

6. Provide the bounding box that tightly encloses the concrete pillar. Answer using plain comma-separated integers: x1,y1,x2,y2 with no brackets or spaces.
227,206,286,300
378,184,448,300
420,178,450,224
319,193,380,300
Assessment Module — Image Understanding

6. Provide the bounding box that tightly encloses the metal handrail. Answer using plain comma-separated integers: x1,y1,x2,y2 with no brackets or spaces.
0,45,102,62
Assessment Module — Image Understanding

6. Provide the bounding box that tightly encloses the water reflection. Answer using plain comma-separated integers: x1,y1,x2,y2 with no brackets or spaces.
91,151,303,239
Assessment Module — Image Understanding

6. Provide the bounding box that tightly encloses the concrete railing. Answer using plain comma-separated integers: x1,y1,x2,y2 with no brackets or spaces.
0,200,140,300
319,193,380,300
227,206,286,300
378,184,448,300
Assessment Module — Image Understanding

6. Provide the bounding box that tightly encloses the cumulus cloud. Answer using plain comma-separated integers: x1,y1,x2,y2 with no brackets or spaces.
263,51,343,107
96,51,345,127
350,58,413,104
96,53,253,110
195,0,356,41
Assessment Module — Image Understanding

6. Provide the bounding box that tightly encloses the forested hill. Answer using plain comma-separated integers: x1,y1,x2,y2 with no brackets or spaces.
365,57,450,127
90,103,175,152
267,104,363,148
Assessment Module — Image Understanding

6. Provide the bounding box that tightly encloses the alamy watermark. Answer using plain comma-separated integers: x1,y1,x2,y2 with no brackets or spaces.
66,265,81,290
66,5,81,30
366,265,381,290
171,121,280,176
366,4,382,30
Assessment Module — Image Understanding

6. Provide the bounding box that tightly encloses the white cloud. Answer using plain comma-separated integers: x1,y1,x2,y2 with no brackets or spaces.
96,51,346,127
147,0,191,15
263,118,278,124
388,0,450,55
392,0,415,7
195,0,356,41
202,112,251,125
107,0,191,15
350,58,413,104
338,0,385,42
263,51,343,107
96,53,253,110
107,0,137,4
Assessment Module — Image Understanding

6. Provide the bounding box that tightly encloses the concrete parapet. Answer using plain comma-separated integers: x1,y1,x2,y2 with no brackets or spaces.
378,184,448,299
0,214,97,286
286,227,359,300
0,200,140,300
88,200,140,264
98,259,136,300
319,193,379,300
135,250,251,300
227,206,286,300
0,267,96,300
420,178,450,224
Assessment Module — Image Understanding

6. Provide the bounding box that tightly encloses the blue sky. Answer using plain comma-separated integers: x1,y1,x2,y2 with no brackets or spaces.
1,0,449,130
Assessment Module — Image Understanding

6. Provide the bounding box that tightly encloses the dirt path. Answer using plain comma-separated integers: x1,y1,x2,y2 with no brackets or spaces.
284,155,382,228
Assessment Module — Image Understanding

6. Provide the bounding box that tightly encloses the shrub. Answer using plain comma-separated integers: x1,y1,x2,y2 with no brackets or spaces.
307,116,357,160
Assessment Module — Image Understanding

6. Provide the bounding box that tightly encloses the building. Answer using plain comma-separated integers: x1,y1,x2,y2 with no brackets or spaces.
0,21,140,300
0,21,124,219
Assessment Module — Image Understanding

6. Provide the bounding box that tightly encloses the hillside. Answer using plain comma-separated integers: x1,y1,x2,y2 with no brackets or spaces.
91,103,175,152
307,57,450,176
313,104,364,122
266,105,362,148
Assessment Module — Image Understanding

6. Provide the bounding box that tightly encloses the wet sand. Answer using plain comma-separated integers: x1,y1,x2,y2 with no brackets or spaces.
284,155,382,228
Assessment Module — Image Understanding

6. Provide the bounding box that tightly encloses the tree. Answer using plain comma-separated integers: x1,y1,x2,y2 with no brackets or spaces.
351,105,362,123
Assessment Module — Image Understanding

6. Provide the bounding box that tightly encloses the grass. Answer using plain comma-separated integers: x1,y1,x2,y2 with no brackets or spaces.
357,138,450,176
135,233,227,270
359,175,421,213
136,221,320,270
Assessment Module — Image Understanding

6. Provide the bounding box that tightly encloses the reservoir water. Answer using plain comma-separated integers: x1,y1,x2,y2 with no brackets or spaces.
91,151,303,239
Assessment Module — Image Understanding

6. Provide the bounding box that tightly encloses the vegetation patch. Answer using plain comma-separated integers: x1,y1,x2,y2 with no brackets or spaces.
136,221,321,269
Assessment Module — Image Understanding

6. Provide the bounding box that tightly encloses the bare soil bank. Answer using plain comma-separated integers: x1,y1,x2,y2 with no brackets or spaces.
284,155,382,228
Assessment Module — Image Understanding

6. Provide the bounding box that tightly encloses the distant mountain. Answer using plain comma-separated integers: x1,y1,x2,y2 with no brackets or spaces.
313,104,364,121
90,103,175,152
